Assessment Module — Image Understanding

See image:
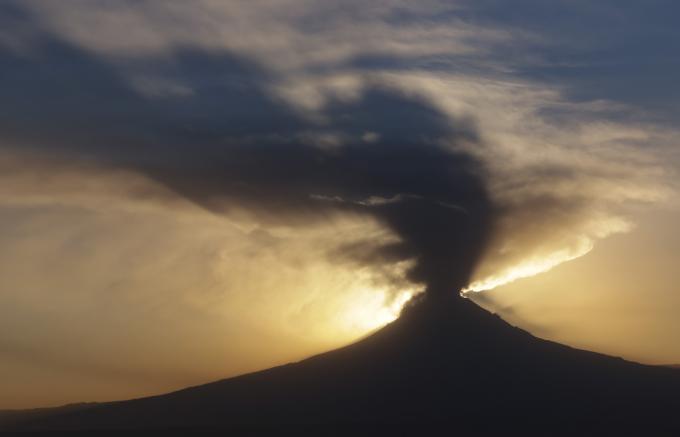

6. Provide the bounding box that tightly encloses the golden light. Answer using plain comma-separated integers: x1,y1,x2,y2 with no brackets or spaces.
339,288,417,334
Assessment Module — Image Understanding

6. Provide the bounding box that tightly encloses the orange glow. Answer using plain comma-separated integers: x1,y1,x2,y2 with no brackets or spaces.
339,288,416,333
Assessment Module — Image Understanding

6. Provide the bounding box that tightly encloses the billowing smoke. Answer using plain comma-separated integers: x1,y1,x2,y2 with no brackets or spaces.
0,1,496,300
140,89,493,298
8,64,490,299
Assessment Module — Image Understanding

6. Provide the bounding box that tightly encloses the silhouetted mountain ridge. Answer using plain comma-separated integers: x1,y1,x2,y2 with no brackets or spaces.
3,295,680,433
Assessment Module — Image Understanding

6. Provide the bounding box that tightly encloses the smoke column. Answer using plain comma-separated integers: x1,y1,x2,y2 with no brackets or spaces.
0,29,495,300
140,74,496,300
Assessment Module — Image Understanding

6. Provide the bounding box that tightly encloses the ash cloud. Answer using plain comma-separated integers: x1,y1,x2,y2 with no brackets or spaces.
143,84,493,296
0,6,493,298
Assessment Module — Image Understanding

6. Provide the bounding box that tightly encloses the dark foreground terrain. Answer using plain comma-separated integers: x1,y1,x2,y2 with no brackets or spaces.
2,295,680,434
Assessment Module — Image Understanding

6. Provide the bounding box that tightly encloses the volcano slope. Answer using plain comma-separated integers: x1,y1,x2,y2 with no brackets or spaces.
3,294,680,434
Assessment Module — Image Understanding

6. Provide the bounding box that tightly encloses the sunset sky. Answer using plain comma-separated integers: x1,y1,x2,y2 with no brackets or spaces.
1,0,679,409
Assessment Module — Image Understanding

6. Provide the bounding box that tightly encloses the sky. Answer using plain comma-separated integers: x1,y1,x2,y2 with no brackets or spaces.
1,0,679,408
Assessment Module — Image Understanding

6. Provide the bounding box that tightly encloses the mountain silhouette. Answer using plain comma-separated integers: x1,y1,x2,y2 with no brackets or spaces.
3,294,680,434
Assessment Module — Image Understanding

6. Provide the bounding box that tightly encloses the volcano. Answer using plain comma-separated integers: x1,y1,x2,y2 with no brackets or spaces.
3,295,680,434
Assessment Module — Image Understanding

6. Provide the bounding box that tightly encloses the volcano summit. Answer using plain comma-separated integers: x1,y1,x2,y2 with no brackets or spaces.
3,294,680,434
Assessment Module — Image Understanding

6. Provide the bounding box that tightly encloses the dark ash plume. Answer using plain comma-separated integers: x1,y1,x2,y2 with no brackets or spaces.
138,82,495,297
0,13,495,298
